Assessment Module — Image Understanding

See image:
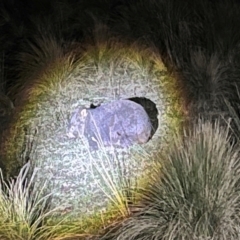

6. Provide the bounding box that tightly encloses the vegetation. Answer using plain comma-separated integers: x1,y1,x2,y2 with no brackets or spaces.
1,0,240,239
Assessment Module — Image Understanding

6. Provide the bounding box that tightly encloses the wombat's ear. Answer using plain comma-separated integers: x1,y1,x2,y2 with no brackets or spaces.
80,109,88,118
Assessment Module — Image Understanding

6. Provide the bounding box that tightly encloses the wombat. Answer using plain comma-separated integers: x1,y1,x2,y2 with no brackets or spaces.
67,99,152,149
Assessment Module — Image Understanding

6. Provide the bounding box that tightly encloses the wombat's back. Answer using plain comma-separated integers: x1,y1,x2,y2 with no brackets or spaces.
85,100,152,148
67,99,152,149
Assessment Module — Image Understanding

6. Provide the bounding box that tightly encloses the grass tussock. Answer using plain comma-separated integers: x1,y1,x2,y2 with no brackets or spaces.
0,136,147,239
0,162,97,240
0,162,49,240
101,120,240,240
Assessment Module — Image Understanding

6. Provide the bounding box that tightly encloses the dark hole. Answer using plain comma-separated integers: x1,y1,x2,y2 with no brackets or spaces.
128,97,158,139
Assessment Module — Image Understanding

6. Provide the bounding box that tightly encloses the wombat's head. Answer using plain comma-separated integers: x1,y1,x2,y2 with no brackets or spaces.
67,108,88,138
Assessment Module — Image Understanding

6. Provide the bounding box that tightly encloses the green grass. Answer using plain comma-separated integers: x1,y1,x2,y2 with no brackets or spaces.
0,139,146,239
100,119,240,240
2,119,240,240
